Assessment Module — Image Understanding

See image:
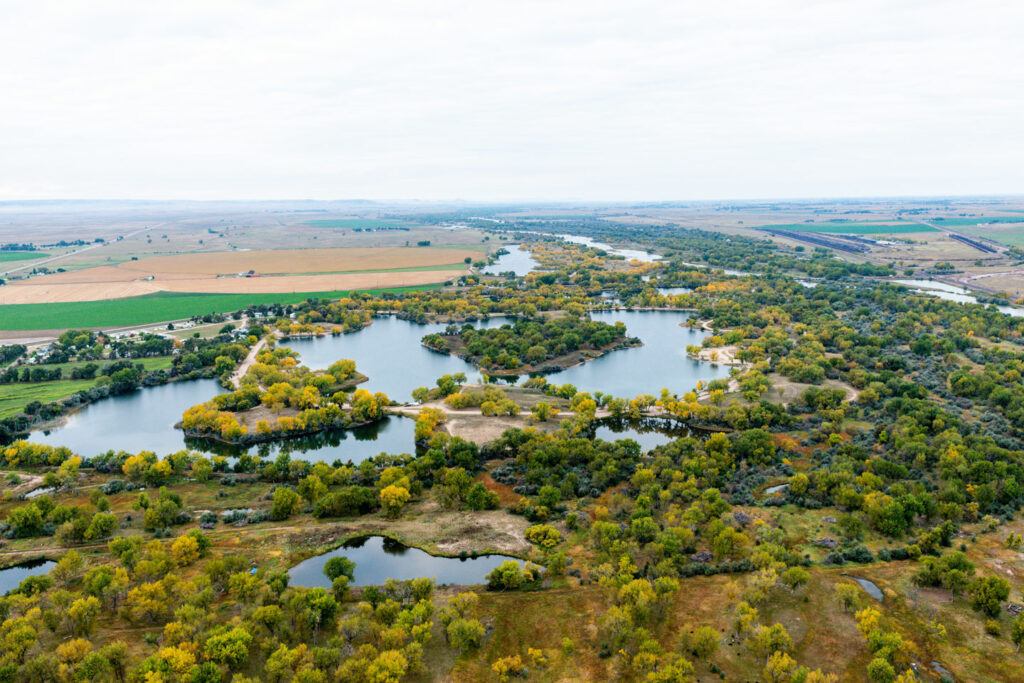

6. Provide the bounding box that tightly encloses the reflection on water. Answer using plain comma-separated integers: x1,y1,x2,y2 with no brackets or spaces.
288,535,521,587
588,417,690,452
0,559,55,595
31,379,225,456
187,415,417,464
547,310,733,397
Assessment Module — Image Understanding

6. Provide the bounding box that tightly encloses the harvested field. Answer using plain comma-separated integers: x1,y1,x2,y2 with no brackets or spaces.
0,247,475,304
120,247,477,276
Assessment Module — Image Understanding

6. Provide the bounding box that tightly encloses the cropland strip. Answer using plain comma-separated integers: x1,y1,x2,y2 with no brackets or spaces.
0,285,438,331
0,247,475,304
754,222,936,234
0,251,49,263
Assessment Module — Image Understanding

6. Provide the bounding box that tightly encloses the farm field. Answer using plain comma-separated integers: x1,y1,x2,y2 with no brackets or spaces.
0,285,438,331
0,247,477,304
302,218,416,228
755,222,936,234
0,251,48,263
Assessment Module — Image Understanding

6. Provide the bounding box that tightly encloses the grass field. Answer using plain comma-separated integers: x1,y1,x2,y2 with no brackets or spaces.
0,357,175,418
0,379,97,418
759,222,937,234
302,219,414,228
0,251,48,262
0,285,438,331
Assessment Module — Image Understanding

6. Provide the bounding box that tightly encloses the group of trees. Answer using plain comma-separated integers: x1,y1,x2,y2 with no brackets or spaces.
423,314,633,372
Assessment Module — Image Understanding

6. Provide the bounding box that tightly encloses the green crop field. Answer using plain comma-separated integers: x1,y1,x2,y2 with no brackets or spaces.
0,285,440,331
928,216,1024,227
758,222,937,234
0,251,48,263
302,218,414,228
0,379,98,419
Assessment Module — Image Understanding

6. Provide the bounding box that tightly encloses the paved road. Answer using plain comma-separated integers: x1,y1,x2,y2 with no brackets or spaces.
0,225,156,278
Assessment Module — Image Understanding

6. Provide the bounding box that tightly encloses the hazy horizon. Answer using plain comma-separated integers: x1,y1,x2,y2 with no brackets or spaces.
3,1,1022,201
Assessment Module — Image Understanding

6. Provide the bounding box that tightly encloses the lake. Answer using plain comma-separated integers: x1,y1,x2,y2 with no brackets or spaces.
546,310,733,397
284,315,512,400
0,558,55,595
482,245,537,276
31,378,225,456
288,535,521,587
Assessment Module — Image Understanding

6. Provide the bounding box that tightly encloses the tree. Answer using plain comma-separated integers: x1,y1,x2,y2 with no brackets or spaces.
764,651,798,683
968,576,1010,617
323,556,356,582
204,627,252,668
52,549,84,587
780,567,810,592
84,512,118,541
1012,614,1024,652
171,535,201,566
446,618,485,654
691,626,719,662
66,596,102,636
271,487,302,521
867,657,896,683
492,655,525,682
835,584,861,612
380,485,411,518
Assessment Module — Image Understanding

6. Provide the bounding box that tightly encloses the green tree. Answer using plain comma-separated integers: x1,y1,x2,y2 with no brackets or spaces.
271,487,302,521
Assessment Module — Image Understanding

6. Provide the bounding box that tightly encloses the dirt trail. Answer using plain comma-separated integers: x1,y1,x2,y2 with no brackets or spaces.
230,335,269,388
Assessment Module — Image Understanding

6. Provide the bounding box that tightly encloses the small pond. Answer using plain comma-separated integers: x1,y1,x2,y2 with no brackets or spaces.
288,535,522,587
588,417,690,452
844,575,883,602
482,245,537,276
0,558,55,595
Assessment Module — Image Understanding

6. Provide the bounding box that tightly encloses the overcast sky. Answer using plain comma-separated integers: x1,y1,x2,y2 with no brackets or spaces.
1,1,1022,201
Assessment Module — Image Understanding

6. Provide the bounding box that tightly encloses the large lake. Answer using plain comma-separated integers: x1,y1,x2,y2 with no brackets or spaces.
288,535,520,587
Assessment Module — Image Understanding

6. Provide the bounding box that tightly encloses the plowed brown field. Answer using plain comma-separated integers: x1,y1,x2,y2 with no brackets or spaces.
0,248,473,303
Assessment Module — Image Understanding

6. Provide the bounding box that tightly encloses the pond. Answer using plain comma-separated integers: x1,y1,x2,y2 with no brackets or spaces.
894,279,1024,318
284,315,513,401
554,234,661,263
588,417,690,452
288,535,521,587
843,575,883,602
0,558,55,595
545,310,733,397
189,415,418,465
482,245,537,276
31,379,225,456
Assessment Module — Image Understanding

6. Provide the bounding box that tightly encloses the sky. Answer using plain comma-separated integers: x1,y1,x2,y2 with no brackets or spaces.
1,1,1022,201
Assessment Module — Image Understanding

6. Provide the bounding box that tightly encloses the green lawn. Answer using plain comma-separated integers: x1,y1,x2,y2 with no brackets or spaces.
302,219,413,228
758,222,936,235
0,251,48,263
0,285,440,331
0,380,98,419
